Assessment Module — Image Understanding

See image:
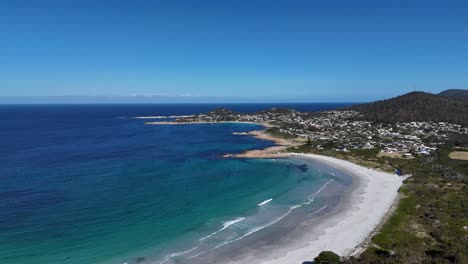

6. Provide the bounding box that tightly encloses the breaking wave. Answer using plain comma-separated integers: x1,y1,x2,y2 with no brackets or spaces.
187,204,302,259
257,198,273,206
157,247,198,264
303,179,334,205
198,217,246,241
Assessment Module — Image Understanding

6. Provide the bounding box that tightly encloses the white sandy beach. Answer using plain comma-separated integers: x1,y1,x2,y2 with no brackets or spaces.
226,153,404,264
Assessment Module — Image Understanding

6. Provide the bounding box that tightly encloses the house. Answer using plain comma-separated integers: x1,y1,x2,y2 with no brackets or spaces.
363,142,374,149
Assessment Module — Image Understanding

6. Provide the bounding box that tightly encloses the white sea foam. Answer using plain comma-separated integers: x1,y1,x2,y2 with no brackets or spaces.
308,202,328,216
257,198,273,206
199,217,246,241
188,205,302,259
157,247,198,264
290,204,302,210
303,179,334,204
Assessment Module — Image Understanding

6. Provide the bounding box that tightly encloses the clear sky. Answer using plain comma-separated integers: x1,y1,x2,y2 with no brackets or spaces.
1,0,467,103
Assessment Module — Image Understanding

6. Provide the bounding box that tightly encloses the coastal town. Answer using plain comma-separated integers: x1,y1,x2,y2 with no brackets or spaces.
163,108,468,159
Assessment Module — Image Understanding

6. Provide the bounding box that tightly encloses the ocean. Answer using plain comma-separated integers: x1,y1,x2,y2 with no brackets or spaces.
0,103,354,264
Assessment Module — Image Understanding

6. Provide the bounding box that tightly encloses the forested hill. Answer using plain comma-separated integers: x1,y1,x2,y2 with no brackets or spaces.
348,91,468,126
438,89,468,101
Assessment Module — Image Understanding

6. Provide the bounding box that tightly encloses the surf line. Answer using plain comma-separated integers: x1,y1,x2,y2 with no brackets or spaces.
303,179,334,205
187,204,302,259
199,217,246,241
257,198,273,206
157,247,198,264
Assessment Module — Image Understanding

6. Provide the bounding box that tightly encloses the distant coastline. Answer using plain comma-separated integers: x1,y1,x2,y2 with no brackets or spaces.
144,120,262,125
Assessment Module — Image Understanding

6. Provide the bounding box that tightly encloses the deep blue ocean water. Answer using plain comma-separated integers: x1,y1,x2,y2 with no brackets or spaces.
0,103,354,264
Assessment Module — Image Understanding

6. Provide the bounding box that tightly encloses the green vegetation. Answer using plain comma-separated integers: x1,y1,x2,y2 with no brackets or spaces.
289,142,468,264
289,144,392,172
348,91,468,126
354,153,468,263
439,89,468,101
436,144,468,177
312,251,341,264
265,127,297,139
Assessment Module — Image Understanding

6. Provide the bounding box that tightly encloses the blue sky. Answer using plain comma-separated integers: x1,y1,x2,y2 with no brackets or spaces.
1,0,467,103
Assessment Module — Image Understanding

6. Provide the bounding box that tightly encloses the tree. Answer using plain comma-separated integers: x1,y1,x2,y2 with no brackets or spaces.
306,137,312,146
313,251,341,264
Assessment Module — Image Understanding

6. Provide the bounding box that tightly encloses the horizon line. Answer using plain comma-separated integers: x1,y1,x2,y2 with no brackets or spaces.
0,101,364,105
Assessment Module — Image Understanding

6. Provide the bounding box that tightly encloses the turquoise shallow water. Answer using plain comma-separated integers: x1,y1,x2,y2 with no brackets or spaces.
0,105,348,264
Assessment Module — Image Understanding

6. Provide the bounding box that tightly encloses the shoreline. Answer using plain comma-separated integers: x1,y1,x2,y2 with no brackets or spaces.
221,153,404,264
145,120,268,126
290,154,405,258
224,130,304,158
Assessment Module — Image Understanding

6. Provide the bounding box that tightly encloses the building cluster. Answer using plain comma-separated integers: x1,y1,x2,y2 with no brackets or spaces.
178,108,467,158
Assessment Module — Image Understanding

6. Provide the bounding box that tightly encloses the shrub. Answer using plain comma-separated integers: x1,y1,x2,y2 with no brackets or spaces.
313,251,341,264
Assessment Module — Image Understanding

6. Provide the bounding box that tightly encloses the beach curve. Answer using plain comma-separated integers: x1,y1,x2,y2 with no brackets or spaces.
144,120,405,263
223,153,404,264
